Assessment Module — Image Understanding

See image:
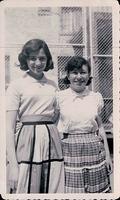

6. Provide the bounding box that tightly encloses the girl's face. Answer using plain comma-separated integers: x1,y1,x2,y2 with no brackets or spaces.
27,48,47,78
68,65,90,93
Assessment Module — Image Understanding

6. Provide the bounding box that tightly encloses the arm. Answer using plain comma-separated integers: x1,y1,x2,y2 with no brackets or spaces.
6,110,19,192
53,90,60,125
52,109,60,125
96,115,113,173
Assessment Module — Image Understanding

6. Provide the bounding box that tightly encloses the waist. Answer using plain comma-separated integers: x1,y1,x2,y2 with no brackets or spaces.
63,130,99,137
20,115,54,125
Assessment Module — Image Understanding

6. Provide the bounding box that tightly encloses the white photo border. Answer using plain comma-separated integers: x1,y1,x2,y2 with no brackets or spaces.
0,0,119,199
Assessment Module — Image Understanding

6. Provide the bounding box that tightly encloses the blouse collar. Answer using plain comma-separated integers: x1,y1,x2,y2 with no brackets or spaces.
25,71,47,84
70,86,90,99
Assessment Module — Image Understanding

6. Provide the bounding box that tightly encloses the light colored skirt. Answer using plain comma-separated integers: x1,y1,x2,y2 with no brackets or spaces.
62,132,111,193
7,115,64,193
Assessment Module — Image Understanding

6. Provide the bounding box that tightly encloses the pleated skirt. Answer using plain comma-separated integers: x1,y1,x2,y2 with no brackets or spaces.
7,115,64,193
62,132,111,193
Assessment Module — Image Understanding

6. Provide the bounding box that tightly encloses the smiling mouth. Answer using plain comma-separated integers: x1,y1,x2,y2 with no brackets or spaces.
36,68,42,70
33,67,43,70
74,81,85,84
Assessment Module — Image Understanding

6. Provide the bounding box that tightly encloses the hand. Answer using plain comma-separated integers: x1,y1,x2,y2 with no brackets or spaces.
8,163,19,193
52,109,60,124
106,155,113,175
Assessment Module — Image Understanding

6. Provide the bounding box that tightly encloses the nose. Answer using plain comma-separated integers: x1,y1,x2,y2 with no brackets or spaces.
35,58,41,66
77,73,82,79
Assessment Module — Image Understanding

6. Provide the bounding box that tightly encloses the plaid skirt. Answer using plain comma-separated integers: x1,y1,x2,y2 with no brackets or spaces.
7,115,64,193
62,132,111,193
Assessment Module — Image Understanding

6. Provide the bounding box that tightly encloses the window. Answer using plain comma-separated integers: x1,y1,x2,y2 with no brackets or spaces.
61,7,83,42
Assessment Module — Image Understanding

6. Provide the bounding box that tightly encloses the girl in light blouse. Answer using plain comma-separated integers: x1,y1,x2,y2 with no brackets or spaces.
6,39,64,193
57,56,112,193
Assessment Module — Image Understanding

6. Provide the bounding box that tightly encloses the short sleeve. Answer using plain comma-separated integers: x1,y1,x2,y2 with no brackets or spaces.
6,81,21,111
96,92,104,114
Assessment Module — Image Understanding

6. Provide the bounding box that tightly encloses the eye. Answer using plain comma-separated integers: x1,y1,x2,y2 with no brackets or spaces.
39,57,46,62
29,56,36,61
81,71,87,74
72,71,78,75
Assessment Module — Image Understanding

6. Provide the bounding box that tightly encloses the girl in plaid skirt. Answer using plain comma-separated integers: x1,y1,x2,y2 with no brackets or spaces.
57,56,112,193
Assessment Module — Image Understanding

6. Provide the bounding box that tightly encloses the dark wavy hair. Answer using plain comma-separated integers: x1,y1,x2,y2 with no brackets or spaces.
18,39,54,71
64,56,92,85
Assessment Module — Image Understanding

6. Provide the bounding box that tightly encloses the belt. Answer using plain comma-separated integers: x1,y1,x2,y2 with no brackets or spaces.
20,114,54,125
63,130,99,138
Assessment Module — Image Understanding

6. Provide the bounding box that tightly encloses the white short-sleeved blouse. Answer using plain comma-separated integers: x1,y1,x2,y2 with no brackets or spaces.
6,72,58,120
57,87,104,133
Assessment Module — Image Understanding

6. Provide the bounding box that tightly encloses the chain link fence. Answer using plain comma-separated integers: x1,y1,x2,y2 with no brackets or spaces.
90,7,113,125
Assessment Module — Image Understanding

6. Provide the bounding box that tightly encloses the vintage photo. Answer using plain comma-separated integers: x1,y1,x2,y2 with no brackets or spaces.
0,0,119,198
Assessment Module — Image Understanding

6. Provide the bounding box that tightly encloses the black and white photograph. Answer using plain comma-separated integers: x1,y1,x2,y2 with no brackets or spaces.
0,0,119,198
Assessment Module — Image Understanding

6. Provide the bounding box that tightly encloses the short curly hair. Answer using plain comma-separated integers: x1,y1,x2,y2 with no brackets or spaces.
18,39,54,71
64,56,92,86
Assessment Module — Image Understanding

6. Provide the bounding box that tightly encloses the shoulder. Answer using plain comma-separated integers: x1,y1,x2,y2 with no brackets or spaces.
58,88,70,95
89,91,104,108
6,73,28,93
57,88,71,102
46,78,58,89
43,73,57,88
7,78,23,90
89,91,103,100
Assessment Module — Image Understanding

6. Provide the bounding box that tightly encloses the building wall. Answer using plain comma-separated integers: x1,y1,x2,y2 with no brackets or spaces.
5,7,61,83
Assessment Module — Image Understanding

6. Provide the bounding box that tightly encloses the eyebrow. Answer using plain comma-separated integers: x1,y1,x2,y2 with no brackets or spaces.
71,68,88,71
29,55,46,58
